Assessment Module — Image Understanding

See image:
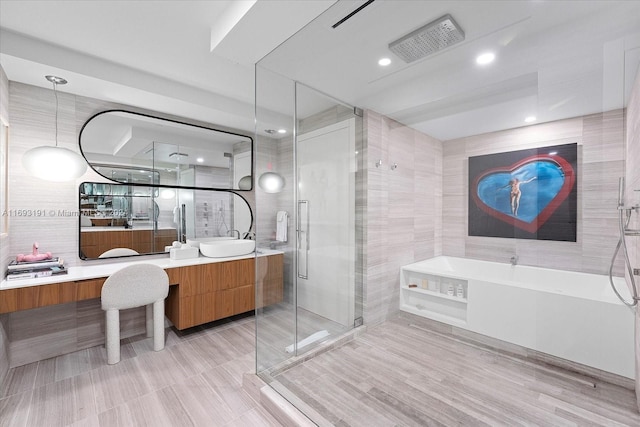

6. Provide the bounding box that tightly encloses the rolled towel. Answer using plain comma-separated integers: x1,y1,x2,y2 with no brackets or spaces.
276,211,288,242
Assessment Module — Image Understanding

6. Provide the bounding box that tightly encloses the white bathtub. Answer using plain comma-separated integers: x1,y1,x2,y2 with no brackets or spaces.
400,256,635,379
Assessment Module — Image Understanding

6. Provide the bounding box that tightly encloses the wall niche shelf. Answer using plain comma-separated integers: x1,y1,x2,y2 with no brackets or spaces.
400,267,468,326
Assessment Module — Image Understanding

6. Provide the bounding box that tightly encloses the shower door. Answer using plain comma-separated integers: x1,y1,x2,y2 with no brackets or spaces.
296,118,356,327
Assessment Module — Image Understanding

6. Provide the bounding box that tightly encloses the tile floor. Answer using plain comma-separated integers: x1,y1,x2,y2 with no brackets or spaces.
273,313,640,426
3,309,640,427
0,313,282,427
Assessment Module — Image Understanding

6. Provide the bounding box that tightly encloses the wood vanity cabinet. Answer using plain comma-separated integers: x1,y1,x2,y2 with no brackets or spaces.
0,254,284,330
165,254,283,330
0,277,106,313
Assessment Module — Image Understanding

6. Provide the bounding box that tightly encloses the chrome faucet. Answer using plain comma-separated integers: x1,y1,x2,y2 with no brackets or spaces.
510,255,518,266
229,229,240,239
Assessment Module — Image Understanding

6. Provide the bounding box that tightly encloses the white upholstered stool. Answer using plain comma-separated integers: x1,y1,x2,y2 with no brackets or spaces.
101,264,169,364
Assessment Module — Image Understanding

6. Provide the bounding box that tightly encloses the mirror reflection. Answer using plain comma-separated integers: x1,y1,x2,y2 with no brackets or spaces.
79,110,253,191
79,182,253,259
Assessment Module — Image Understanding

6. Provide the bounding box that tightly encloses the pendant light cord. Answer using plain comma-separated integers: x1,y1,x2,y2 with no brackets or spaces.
52,81,59,148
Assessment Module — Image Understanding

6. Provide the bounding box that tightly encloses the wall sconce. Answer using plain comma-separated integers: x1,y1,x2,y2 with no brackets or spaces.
22,76,87,182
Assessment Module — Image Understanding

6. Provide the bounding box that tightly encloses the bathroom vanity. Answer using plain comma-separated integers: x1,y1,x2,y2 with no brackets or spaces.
164,253,283,329
0,252,283,365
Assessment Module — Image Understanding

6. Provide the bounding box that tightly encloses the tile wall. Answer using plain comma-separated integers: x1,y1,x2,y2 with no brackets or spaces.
442,111,626,276
364,110,443,326
363,105,628,326
625,67,640,409
0,66,8,387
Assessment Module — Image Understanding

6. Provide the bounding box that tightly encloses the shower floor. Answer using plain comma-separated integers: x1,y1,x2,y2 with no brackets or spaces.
257,303,351,372
271,312,640,426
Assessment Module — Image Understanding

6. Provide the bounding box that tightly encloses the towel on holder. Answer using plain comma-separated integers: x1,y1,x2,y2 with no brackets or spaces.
173,206,180,225
276,211,288,242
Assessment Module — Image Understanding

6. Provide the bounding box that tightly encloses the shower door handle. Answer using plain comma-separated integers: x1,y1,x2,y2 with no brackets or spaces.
297,200,309,279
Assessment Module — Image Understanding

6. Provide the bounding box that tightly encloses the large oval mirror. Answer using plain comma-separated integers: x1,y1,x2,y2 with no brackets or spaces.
79,183,253,260
79,110,253,191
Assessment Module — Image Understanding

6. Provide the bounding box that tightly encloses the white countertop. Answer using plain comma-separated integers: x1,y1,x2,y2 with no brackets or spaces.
1,249,283,291
81,226,177,232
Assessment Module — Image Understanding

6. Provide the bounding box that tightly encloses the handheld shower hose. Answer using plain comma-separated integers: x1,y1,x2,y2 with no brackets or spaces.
609,177,639,307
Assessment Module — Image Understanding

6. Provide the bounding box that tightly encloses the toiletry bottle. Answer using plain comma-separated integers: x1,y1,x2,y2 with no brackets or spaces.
447,283,454,296
456,283,464,298
431,278,440,293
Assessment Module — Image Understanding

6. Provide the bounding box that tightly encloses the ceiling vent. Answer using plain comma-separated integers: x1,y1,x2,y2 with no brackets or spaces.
389,14,465,63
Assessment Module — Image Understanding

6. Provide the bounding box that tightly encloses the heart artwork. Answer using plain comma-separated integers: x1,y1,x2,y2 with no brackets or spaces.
471,154,575,233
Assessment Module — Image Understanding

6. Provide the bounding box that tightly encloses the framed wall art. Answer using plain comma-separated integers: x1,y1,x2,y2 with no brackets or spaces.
468,143,577,241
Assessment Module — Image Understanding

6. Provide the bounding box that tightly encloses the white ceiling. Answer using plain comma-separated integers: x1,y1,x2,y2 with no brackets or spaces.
1,0,639,141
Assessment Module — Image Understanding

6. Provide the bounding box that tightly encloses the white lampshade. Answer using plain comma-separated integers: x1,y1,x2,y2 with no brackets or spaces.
258,172,284,193
22,146,88,182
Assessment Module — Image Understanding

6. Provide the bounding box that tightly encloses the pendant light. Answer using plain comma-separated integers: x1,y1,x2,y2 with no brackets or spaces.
258,171,285,193
22,75,88,181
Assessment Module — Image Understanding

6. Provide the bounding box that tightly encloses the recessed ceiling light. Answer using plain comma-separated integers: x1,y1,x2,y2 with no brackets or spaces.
378,57,391,66
476,52,495,65
277,129,287,134
524,116,536,123
197,157,204,163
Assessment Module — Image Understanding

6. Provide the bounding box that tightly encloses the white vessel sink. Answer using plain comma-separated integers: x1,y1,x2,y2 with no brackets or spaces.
199,239,255,258
186,236,235,248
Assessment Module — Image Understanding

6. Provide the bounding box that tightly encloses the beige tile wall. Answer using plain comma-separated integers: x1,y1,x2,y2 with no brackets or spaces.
363,106,627,326
624,67,640,409
0,66,10,383
364,110,442,326
442,111,626,276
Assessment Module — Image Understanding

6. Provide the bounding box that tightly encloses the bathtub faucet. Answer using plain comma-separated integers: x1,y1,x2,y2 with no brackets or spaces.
510,255,518,266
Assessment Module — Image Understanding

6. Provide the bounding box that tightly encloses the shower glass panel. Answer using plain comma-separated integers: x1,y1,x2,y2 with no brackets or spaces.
254,66,364,380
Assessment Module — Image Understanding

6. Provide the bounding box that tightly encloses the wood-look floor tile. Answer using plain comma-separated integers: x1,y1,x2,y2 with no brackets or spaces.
223,406,282,427
219,352,255,385
217,322,255,356
165,341,211,378
97,386,193,427
34,349,92,387
0,389,31,427
133,347,191,392
189,332,242,369
26,372,95,427
67,414,100,427
0,363,37,398
90,357,151,413
274,315,640,427
201,365,257,416
168,374,236,425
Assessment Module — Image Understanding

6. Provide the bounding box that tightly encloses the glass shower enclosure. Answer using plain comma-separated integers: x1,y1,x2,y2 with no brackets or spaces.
254,67,364,380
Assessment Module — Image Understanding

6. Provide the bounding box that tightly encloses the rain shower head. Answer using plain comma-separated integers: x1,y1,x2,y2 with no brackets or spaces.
389,14,465,63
